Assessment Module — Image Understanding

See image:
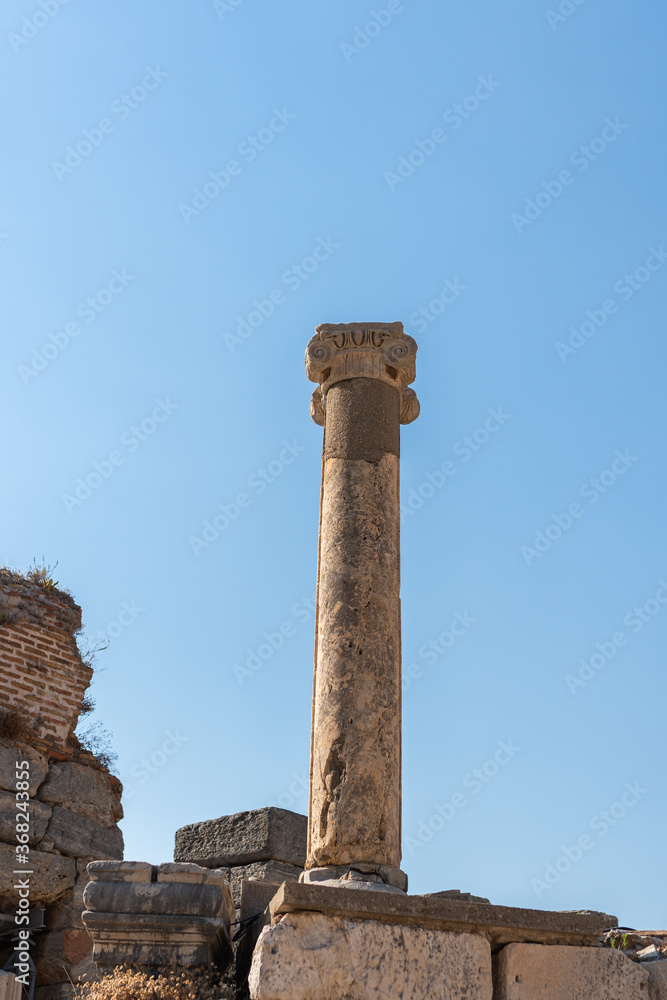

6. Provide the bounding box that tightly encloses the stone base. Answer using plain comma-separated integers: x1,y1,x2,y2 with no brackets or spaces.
267,882,616,948
249,911,492,1000
82,911,230,968
300,862,407,893
494,942,648,1000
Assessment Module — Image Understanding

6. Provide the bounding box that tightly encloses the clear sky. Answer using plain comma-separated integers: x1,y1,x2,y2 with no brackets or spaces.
2,0,665,928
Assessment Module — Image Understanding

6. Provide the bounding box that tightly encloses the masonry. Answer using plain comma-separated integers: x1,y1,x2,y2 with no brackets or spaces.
0,569,124,1000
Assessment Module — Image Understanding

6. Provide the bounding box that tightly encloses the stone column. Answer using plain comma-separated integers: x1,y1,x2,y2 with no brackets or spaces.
302,323,419,893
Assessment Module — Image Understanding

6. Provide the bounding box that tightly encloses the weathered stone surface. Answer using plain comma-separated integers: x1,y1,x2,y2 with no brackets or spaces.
174,808,306,868
648,961,667,1000
268,882,617,948
46,805,123,859
0,789,51,844
249,911,491,1000
0,739,48,795
86,860,152,883
0,971,22,1000
494,942,648,1000
225,860,303,906
308,380,402,874
83,879,227,916
82,910,231,968
35,928,94,988
38,762,122,823
0,843,75,906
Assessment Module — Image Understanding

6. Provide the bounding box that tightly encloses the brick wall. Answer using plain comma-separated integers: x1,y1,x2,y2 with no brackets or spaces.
0,571,92,746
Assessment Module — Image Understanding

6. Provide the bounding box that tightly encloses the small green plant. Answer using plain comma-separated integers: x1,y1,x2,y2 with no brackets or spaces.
26,559,59,590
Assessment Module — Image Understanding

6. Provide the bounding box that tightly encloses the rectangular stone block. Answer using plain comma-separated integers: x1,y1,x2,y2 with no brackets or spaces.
494,942,648,1000
87,861,152,883
82,910,231,968
226,860,303,907
249,911,492,1000
268,882,616,948
174,808,306,868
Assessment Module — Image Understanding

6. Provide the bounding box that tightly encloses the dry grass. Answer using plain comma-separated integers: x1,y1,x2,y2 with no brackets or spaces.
75,966,235,1000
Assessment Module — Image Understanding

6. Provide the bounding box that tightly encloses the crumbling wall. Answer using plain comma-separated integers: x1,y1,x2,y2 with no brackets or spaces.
0,570,123,1000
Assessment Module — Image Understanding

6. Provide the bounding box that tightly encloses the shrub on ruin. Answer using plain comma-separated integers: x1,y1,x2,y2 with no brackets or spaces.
74,966,235,1000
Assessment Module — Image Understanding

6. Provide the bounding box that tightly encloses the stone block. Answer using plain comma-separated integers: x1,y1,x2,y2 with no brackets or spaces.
87,860,152,883
174,808,306,868
493,942,648,1000
0,971,22,1000
45,805,123,859
225,860,303,906
0,789,51,845
82,910,231,968
0,740,48,795
83,879,228,917
0,843,76,907
82,859,234,970
649,961,667,1000
38,762,122,823
268,881,616,948
249,911,492,1000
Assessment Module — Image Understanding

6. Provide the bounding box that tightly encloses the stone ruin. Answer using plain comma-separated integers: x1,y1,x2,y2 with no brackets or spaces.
0,570,123,999
1,323,666,1000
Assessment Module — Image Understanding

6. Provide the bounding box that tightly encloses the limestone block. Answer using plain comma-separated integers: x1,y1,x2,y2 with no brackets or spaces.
225,860,303,906
494,943,648,1000
174,808,306,868
649,962,667,1000
83,879,228,916
249,911,492,1000
0,739,48,795
0,789,51,845
45,805,123,859
0,843,76,906
0,971,22,1000
38,762,122,823
87,860,152,883
82,910,231,968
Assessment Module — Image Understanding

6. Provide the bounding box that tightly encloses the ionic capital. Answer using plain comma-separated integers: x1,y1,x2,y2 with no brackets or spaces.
305,322,419,426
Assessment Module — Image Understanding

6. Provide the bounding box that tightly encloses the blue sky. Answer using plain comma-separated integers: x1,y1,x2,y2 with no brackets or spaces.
2,0,665,927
